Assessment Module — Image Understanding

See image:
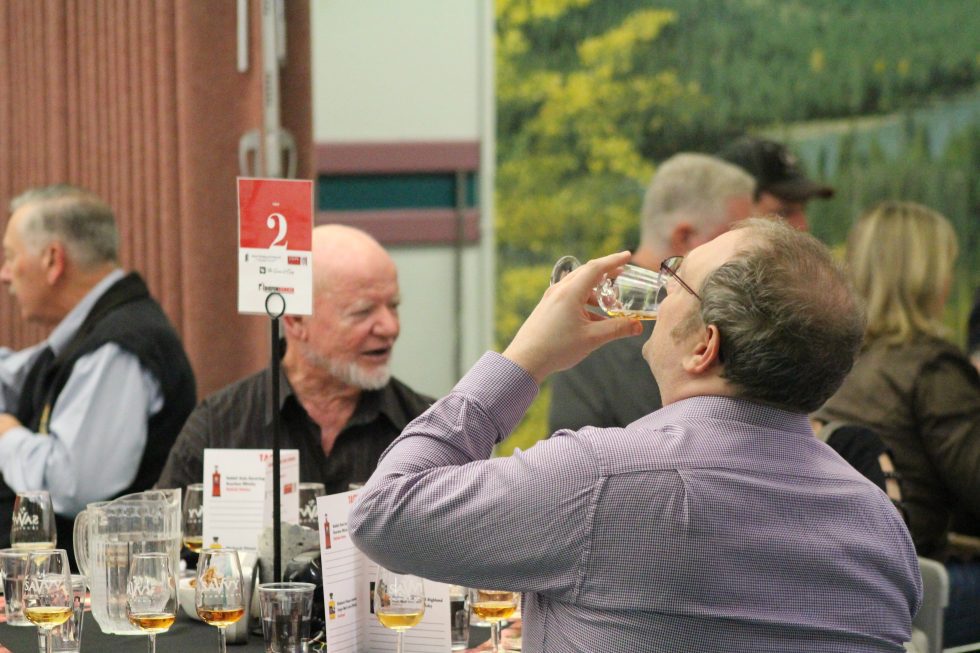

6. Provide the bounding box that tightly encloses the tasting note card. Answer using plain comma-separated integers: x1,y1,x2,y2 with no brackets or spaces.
202,449,300,551
316,491,452,653
237,177,314,316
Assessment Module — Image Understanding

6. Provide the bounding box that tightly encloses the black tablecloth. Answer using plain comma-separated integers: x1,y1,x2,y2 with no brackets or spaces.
1,613,492,652
0,613,267,652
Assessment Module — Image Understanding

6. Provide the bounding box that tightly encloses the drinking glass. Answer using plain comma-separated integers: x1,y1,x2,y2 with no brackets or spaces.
257,582,315,652
550,255,665,320
468,588,520,653
22,549,73,653
11,490,56,549
298,482,325,530
449,585,470,650
374,567,425,653
196,548,245,653
0,548,32,626
127,552,177,653
44,573,85,652
182,483,204,554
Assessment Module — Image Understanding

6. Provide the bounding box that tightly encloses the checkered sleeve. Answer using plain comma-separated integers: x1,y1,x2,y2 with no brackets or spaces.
350,352,600,597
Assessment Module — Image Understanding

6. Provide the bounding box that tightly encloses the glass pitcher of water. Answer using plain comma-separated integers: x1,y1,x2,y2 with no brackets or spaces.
72,489,181,634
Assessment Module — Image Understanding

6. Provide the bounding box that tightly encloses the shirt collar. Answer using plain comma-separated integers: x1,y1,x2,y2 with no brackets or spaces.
638,394,812,436
47,268,126,356
264,365,408,433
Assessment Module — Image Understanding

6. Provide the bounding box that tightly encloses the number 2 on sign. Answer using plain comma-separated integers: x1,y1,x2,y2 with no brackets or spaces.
267,212,287,248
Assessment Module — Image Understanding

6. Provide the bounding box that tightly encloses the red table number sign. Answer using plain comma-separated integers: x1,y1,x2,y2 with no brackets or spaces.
237,177,314,315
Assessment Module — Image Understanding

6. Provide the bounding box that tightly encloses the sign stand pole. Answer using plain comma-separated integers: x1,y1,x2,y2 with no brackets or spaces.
238,176,313,579
265,292,286,582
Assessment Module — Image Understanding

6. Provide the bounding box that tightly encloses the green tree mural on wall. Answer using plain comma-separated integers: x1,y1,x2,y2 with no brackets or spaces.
495,0,980,453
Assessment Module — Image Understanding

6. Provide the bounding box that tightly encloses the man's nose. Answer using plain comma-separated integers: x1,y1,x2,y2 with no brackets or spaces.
373,307,399,337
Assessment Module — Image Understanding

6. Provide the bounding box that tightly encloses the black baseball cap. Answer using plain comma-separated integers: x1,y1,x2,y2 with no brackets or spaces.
718,136,834,201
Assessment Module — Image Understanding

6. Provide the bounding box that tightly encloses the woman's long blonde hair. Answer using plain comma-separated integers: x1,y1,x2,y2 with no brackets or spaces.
848,201,958,346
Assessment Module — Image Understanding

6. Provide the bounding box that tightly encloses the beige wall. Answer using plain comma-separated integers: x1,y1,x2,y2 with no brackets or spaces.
311,0,495,396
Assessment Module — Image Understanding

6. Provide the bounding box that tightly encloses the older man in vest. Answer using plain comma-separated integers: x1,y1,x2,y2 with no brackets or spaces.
0,185,196,562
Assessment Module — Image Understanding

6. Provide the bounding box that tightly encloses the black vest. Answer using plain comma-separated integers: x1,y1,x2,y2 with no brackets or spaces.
0,273,196,560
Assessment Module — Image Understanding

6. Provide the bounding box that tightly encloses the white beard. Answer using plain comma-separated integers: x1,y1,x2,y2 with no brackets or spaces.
328,358,391,391
301,345,391,390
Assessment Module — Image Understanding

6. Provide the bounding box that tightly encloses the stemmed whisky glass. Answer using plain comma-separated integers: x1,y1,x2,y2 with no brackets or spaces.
374,567,425,653
469,588,520,653
127,552,178,653
11,490,56,549
196,548,245,653
22,549,73,653
182,483,205,555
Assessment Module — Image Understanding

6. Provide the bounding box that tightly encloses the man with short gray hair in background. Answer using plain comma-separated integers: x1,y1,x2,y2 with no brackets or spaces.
548,153,754,432
0,184,196,560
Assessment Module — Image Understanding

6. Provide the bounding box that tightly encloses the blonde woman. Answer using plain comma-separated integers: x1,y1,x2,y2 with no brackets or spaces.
814,200,980,648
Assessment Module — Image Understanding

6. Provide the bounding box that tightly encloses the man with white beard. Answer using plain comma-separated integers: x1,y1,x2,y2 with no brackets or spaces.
155,225,432,493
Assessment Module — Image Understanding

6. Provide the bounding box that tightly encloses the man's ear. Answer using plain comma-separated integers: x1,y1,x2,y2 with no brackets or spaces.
683,323,722,374
283,314,307,341
669,222,697,254
42,242,67,284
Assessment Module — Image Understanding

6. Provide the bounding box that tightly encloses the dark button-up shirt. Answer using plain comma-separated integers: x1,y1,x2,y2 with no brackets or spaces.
156,365,433,493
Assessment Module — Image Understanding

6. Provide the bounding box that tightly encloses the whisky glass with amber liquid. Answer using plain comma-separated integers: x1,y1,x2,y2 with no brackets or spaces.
127,552,177,653
23,549,73,653
182,483,205,555
551,255,665,320
374,567,425,653
469,588,520,653
196,548,245,653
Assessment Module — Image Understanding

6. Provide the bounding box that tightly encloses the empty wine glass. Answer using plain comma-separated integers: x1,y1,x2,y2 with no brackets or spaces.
11,490,56,549
469,588,520,653
550,255,665,320
374,567,425,653
127,552,177,653
196,548,245,653
182,483,205,555
22,549,73,653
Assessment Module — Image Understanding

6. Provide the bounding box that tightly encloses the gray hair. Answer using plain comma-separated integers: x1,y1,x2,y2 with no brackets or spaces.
698,218,865,413
639,153,755,250
9,184,118,268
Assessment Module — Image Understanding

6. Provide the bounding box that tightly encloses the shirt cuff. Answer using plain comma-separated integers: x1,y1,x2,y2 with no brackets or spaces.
453,351,539,437
0,425,33,485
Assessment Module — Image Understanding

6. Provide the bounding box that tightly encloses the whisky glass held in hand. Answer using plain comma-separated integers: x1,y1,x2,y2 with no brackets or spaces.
551,255,666,320
127,552,178,653
196,548,245,653
23,549,73,653
374,567,426,653
469,588,520,653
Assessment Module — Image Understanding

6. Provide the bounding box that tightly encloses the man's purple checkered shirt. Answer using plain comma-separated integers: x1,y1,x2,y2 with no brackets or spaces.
350,353,921,652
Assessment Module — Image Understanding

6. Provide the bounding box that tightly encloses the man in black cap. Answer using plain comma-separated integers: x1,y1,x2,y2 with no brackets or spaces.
718,136,833,231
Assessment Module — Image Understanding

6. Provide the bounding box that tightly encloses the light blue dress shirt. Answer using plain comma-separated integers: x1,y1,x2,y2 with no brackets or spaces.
0,269,163,516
